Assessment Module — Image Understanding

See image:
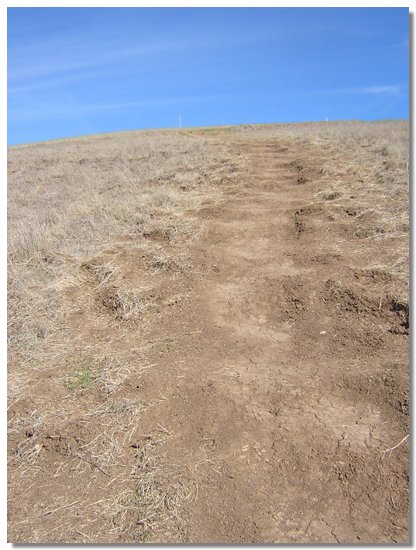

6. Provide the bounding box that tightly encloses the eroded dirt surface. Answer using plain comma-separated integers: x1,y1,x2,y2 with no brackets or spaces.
147,137,409,543
8,131,409,543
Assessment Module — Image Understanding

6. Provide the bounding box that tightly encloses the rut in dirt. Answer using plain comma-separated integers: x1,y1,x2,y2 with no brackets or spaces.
152,137,409,543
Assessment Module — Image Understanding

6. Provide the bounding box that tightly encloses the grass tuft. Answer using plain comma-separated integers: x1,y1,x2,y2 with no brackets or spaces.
65,361,99,391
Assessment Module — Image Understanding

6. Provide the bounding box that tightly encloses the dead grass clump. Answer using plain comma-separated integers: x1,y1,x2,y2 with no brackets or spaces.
82,261,118,288
128,211,194,243
100,286,146,322
8,409,45,474
98,362,136,395
150,251,187,272
76,424,193,542
320,190,342,201
13,440,43,465
121,434,193,541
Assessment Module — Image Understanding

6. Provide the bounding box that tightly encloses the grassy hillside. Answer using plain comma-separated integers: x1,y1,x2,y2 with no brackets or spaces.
8,121,409,543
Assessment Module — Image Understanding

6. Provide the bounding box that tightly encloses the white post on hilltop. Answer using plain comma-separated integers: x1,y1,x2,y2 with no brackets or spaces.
178,114,182,128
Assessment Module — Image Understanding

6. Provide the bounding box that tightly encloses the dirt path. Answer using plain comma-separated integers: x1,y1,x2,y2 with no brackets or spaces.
141,136,408,543
8,129,408,543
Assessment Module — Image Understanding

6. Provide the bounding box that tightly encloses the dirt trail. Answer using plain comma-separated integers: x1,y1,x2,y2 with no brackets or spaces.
8,130,408,543
141,136,408,543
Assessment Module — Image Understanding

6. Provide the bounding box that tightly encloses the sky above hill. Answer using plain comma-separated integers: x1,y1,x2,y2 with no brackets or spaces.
8,7,409,145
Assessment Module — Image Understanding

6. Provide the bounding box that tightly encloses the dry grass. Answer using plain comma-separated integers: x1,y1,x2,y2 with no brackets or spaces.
8,128,244,542
7,396,186,542
8,130,239,366
8,362,193,542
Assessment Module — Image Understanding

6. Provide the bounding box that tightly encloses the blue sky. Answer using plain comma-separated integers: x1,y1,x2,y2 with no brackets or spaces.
8,7,409,145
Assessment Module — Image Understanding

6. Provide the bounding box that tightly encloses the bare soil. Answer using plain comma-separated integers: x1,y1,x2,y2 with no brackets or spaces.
8,122,409,543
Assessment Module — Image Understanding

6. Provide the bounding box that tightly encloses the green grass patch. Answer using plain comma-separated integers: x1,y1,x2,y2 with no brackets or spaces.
65,361,99,391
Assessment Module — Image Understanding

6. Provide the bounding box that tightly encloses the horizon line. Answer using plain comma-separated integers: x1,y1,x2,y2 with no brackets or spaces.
8,117,409,148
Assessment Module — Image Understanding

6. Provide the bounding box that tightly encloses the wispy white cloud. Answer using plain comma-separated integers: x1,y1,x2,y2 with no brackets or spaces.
8,26,268,84
8,94,228,122
275,84,404,99
351,85,401,95
302,85,403,97
320,85,403,96
8,70,108,94
8,39,188,81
